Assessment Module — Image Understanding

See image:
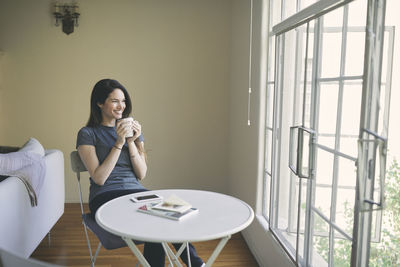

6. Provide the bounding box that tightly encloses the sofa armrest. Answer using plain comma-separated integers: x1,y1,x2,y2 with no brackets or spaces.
0,148,65,258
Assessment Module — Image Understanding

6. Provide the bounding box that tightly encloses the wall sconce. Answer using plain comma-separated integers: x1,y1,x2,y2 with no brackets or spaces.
53,2,80,35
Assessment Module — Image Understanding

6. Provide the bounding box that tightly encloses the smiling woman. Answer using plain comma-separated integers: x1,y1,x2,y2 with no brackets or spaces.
86,79,132,128
97,89,127,126
76,79,205,267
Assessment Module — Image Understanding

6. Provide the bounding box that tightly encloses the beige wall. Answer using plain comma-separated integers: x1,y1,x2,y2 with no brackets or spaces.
0,0,231,202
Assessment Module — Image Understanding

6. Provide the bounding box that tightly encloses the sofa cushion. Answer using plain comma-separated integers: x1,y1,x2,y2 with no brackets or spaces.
0,147,19,181
19,138,45,157
0,138,45,192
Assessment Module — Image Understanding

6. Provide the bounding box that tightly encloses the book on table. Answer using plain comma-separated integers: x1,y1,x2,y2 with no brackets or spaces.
137,194,198,221
151,194,192,213
137,202,198,221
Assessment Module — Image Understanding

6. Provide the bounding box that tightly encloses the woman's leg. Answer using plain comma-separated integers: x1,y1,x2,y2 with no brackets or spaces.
89,189,148,215
143,242,165,267
144,242,203,267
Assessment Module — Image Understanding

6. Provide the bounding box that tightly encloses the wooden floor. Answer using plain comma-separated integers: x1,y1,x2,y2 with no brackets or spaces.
31,203,259,267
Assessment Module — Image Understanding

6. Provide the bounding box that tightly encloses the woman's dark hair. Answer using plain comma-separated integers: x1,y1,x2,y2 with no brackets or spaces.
86,79,132,127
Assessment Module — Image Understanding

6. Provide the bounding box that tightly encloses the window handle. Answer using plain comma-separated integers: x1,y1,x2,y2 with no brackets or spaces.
289,125,315,179
357,130,387,211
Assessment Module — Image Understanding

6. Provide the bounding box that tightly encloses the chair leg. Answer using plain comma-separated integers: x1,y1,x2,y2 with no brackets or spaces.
91,242,102,267
82,222,94,260
82,220,103,267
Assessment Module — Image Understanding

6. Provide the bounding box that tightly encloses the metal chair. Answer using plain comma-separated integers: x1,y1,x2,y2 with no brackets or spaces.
70,151,130,267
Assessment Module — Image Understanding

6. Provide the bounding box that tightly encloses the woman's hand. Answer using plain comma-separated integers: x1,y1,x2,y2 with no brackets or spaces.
127,120,142,143
115,119,132,147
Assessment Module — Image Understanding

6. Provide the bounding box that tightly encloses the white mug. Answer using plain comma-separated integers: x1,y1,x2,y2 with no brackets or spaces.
117,117,134,138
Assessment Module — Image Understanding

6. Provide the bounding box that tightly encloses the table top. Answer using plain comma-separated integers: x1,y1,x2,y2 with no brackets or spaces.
95,189,254,243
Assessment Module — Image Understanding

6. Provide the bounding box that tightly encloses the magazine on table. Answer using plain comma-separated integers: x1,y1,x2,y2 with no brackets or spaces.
137,202,198,221
151,194,192,213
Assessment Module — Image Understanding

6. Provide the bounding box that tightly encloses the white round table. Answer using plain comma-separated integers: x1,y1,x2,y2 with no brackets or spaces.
96,189,254,267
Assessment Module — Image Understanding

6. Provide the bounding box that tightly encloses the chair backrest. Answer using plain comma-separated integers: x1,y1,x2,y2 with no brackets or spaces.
70,151,87,173
69,151,128,251
70,151,88,216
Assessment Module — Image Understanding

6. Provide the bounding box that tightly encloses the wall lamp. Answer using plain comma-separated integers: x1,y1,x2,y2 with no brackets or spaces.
53,2,80,35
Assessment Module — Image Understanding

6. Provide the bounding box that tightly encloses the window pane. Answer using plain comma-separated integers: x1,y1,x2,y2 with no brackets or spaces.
348,0,367,27
296,180,308,260
298,23,314,128
268,36,275,81
312,212,330,267
314,149,334,217
265,129,273,174
345,31,366,76
341,83,362,135
337,157,357,188
318,83,339,148
323,6,343,28
321,31,342,78
263,173,271,219
377,84,389,136
283,0,299,20
339,83,362,158
266,84,274,128
335,187,355,237
333,230,352,267
270,0,282,29
380,30,393,85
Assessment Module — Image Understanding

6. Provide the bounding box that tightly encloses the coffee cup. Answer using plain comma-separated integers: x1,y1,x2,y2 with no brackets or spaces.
117,117,134,138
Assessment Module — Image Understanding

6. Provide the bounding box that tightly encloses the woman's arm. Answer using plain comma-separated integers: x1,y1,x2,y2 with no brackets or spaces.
77,120,131,186
77,144,123,186
78,144,122,185
127,140,147,180
127,119,147,180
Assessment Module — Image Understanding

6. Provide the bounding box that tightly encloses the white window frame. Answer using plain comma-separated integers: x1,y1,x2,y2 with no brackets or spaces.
263,0,391,266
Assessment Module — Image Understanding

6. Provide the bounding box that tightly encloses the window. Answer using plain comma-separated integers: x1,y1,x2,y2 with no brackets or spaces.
263,0,393,266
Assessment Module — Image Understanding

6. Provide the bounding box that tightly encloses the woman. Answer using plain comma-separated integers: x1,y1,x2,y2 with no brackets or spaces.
76,79,204,267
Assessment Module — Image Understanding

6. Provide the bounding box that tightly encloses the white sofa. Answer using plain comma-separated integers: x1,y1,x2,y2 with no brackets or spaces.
0,141,65,258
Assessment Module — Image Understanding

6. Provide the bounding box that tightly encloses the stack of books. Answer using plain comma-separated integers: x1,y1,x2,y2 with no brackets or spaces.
137,194,198,221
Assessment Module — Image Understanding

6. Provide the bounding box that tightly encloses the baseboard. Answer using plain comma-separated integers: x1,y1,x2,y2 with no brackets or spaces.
241,215,294,267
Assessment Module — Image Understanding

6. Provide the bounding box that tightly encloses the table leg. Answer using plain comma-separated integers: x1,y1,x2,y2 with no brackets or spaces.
162,242,175,266
122,235,231,267
175,243,186,258
186,242,192,267
162,242,184,267
122,237,151,267
205,235,231,267
169,243,191,267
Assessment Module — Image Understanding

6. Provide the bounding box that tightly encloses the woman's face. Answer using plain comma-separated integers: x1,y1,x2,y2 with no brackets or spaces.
98,89,126,122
